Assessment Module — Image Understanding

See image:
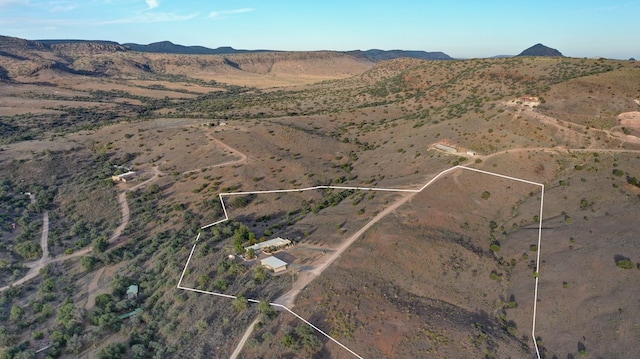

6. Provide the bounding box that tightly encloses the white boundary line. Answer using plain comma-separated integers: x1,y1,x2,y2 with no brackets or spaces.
178,165,545,359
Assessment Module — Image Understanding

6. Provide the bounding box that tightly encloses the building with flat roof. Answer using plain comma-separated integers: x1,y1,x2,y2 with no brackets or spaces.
260,256,288,273
245,237,291,253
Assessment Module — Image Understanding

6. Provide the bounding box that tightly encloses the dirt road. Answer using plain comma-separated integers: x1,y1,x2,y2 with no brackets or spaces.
274,190,417,308
0,167,160,291
85,267,106,310
182,135,248,176
40,211,49,261
2,135,245,292
229,317,260,359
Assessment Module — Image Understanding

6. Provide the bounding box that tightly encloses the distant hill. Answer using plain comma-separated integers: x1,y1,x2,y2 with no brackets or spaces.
33,38,453,61
38,39,122,47
122,41,273,55
517,43,563,57
346,49,453,61
0,35,376,85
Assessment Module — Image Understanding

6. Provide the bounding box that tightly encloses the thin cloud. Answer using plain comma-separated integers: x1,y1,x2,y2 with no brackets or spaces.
99,12,198,25
50,5,76,12
145,0,158,9
0,0,29,7
208,7,254,18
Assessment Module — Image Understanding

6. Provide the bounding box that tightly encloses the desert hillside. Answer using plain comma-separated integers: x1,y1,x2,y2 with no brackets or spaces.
0,35,374,88
0,35,640,359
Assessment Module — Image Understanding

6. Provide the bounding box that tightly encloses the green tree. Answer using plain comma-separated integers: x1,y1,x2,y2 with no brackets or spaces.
281,333,297,350
300,327,322,354
92,235,108,253
110,275,133,298
95,293,114,311
196,274,210,288
13,351,36,359
259,301,276,321
9,305,24,322
98,342,126,359
66,333,83,354
233,295,249,312
15,241,42,260
254,266,268,283
57,302,85,330
213,278,228,290
131,344,146,359
97,312,121,332
81,256,97,272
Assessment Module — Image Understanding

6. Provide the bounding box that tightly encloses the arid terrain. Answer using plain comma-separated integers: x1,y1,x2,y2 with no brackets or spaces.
1,35,640,358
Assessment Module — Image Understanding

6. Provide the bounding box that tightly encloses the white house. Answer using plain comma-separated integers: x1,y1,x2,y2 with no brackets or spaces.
245,237,291,254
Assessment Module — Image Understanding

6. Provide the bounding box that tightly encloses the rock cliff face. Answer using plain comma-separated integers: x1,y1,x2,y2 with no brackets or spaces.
0,35,377,83
517,43,563,57
48,42,129,56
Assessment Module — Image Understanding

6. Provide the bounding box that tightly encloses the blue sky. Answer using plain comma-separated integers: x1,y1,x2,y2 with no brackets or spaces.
1,0,638,58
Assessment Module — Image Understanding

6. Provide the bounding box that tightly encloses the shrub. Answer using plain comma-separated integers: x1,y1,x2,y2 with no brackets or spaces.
615,258,634,269
529,244,538,252
612,169,624,177
481,191,491,200
233,295,248,312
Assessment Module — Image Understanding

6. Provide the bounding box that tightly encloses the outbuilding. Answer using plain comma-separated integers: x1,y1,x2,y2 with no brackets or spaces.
260,256,288,273
127,285,139,300
435,144,457,153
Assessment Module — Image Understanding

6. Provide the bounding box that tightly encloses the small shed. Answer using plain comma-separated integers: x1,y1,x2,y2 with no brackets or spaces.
127,285,139,300
260,256,288,273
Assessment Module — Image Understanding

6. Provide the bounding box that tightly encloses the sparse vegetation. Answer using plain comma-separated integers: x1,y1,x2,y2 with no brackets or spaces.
0,40,639,359
615,257,635,269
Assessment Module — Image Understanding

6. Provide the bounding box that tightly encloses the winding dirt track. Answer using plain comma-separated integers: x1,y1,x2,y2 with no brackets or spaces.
274,190,417,308
1,129,249,292
84,267,106,310
0,167,161,292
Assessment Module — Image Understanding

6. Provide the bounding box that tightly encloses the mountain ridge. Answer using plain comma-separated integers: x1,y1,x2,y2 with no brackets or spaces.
30,37,454,60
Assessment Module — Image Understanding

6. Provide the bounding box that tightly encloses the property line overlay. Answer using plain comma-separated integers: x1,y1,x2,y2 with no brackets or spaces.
177,165,545,359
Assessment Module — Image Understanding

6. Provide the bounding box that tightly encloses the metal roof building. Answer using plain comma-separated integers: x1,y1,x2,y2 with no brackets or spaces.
260,256,288,273
245,237,291,253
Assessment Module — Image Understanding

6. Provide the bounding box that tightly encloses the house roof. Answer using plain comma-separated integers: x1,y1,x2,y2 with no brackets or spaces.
260,256,287,269
127,285,139,294
117,171,137,178
246,237,291,252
